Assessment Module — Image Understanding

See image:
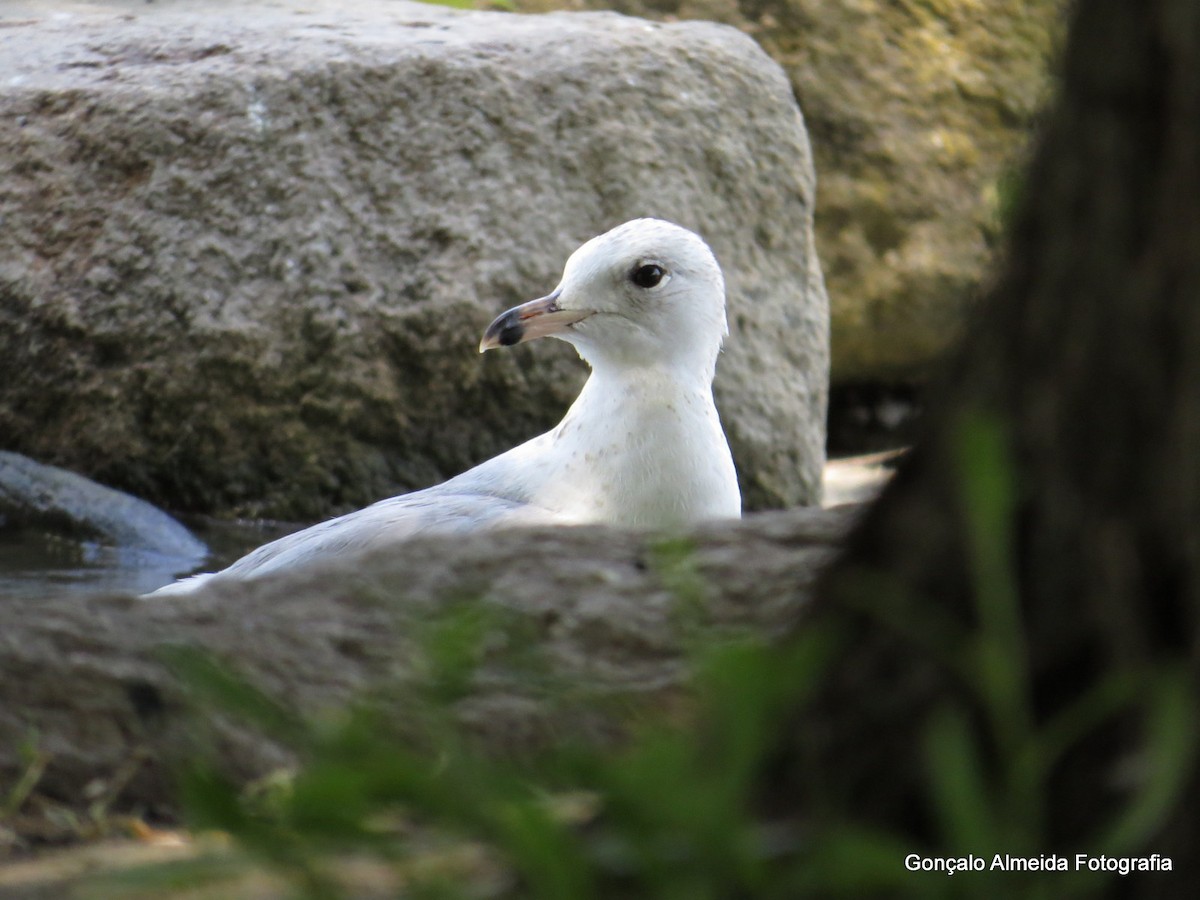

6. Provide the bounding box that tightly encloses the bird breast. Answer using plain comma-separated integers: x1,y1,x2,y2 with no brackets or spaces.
526,369,741,527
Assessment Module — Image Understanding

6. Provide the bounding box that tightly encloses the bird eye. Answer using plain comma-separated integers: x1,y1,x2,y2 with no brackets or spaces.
631,263,666,288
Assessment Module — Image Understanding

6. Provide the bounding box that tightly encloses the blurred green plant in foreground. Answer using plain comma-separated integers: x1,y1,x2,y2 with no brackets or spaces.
100,413,1194,899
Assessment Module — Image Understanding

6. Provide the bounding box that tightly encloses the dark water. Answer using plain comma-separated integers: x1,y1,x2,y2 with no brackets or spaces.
0,518,299,600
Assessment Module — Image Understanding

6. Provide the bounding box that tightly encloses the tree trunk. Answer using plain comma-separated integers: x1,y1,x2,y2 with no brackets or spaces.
785,0,1200,891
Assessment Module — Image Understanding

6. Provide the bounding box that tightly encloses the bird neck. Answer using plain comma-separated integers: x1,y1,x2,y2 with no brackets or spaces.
579,346,719,395
530,360,736,526
576,357,714,411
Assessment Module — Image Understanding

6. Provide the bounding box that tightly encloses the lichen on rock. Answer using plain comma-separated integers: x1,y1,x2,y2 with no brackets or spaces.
522,0,1066,382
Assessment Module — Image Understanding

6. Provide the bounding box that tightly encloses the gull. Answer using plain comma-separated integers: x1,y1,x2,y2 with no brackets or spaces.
148,218,740,596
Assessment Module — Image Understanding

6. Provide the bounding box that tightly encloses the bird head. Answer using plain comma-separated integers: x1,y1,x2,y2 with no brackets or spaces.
480,219,728,380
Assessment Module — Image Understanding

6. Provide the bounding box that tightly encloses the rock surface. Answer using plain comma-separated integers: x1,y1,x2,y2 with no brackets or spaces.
521,0,1064,382
0,451,205,559
0,504,855,810
0,0,828,520
0,451,207,595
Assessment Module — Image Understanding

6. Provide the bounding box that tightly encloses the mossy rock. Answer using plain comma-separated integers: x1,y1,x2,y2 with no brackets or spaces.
520,0,1066,382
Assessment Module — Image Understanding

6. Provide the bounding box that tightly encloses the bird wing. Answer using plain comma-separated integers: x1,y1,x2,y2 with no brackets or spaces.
146,483,558,597
231,485,559,577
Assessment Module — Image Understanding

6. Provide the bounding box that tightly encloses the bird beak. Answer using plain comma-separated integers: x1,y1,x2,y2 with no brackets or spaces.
479,289,594,352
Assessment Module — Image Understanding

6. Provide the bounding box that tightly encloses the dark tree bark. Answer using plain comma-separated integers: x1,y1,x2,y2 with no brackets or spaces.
787,0,1200,892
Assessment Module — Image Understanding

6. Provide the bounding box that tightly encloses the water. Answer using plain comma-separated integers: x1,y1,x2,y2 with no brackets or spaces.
0,518,300,600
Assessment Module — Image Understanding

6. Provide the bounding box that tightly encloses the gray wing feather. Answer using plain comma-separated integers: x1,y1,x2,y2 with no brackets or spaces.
218,484,553,581
145,443,555,597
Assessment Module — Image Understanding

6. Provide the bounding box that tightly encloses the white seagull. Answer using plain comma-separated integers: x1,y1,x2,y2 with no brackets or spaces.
149,219,740,596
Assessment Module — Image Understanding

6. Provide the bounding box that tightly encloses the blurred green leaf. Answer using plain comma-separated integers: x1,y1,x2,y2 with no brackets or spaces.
91,851,260,897
791,825,933,895
924,705,1000,854
1097,667,1198,852
159,644,309,747
952,409,1030,755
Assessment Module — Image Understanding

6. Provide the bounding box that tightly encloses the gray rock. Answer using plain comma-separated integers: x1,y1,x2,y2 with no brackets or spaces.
0,0,828,520
0,503,855,807
0,451,207,592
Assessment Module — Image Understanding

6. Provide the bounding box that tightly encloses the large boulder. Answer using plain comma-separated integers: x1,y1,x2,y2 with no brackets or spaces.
0,0,828,520
778,0,1062,383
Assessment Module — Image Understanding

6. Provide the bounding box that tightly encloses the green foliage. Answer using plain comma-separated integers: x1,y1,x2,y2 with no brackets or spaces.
131,619,836,899
990,164,1028,240
2,730,48,817
416,0,516,10
106,416,1194,897
913,411,1195,896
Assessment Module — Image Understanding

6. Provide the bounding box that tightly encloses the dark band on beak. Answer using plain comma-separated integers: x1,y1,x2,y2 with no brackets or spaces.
487,308,528,347
480,288,593,352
